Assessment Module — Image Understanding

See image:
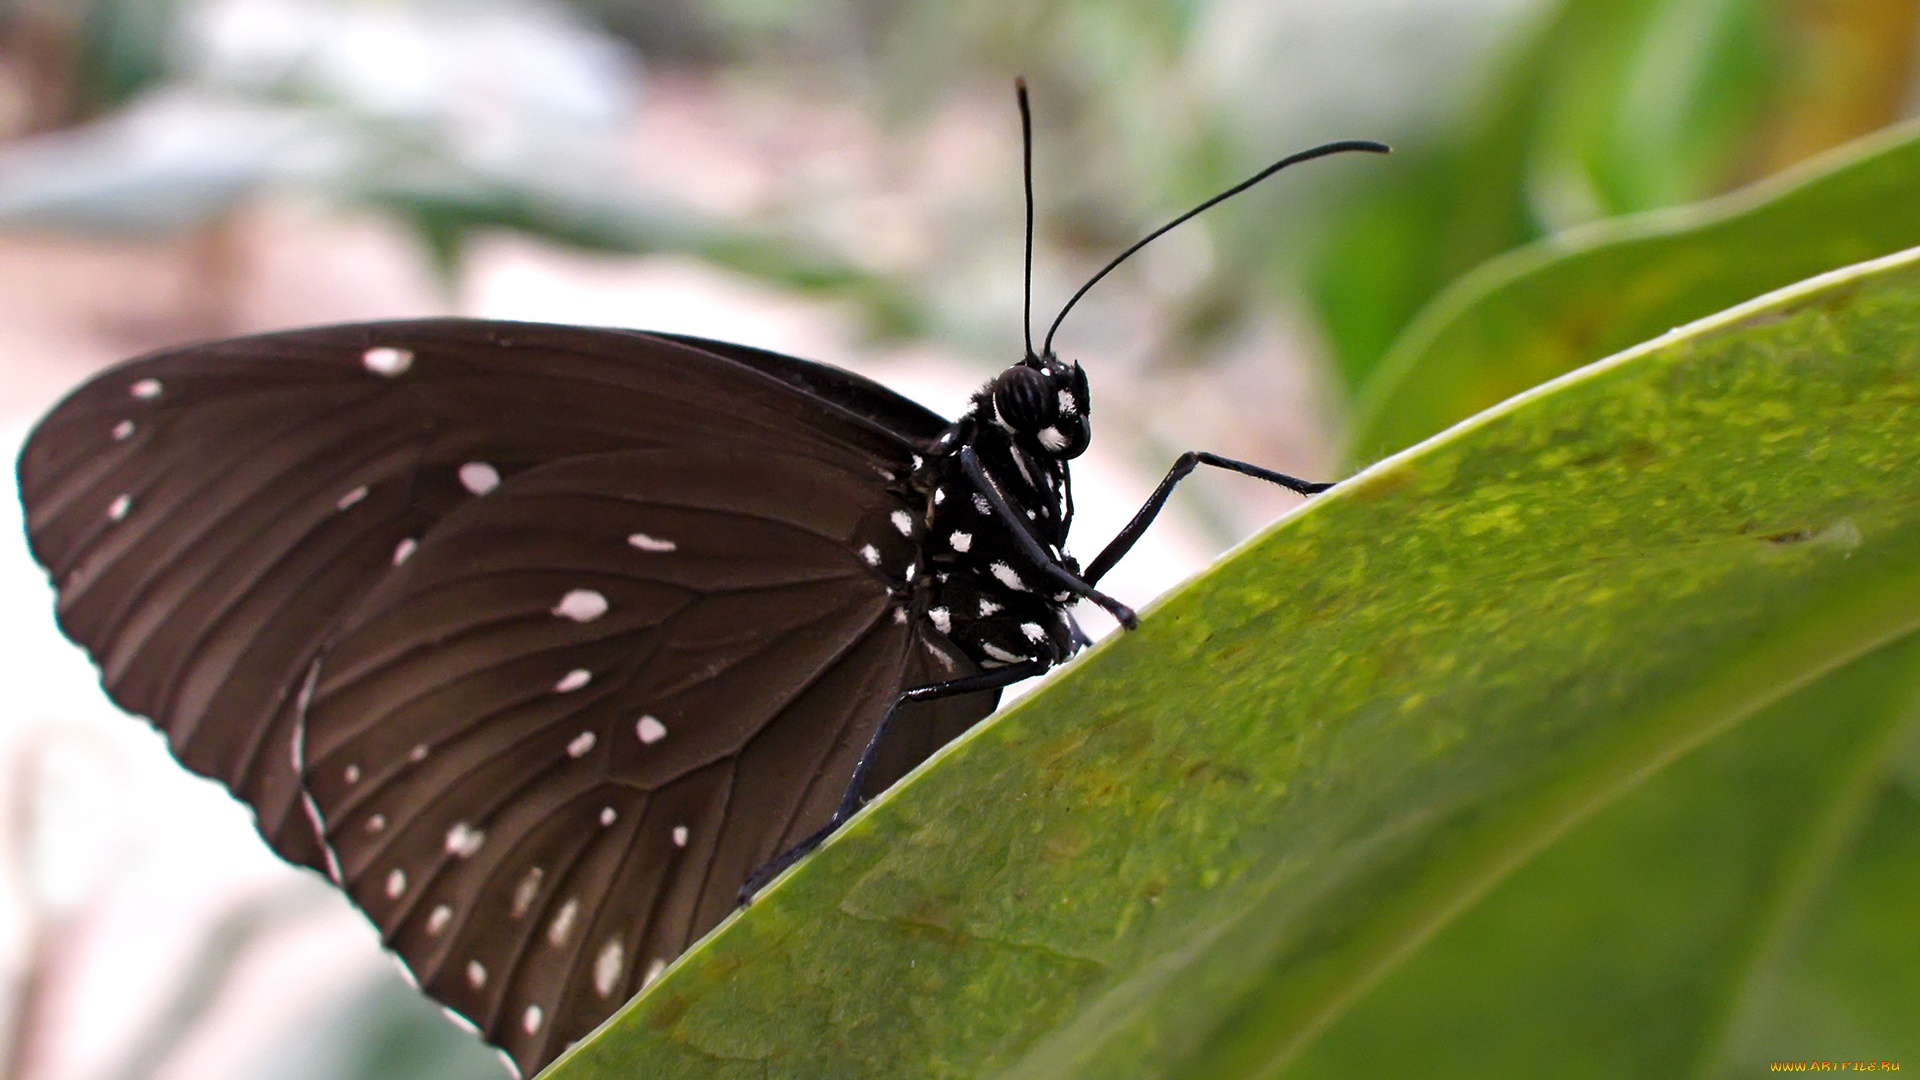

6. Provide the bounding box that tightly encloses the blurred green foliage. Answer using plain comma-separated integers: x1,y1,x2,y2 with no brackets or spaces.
1350,119,1920,463
290,979,515,1080
3,0,1914,376
71,0,178,112
1310,0,1917,398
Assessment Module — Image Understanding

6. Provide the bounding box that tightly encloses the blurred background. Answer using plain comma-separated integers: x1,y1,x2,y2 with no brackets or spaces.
0,0,1915,1077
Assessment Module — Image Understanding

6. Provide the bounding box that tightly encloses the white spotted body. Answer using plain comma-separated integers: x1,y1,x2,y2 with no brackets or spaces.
907,354,1092,669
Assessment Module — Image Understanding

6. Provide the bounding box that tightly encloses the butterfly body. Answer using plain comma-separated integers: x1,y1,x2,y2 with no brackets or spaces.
910,355,1093,672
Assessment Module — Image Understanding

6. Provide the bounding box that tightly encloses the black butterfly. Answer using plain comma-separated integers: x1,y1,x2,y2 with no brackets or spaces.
16,83,1383,1077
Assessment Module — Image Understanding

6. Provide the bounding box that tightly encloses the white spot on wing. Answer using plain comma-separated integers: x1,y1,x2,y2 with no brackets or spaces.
932,487,946,504
408,743,429,763
522,1005,543,1036
972,493,991,514
553,588,608,622
627,532,676,552
991,562,1026,591
928,607,951,634
594,940,625,997
130,378,162,399
106,494,131,521
1021,622,1047,643
636,716,666,744
445,821,484,858
362,346,413,376
890,510,914,535
566,731,597,758
982,642,1023,664
343,764,361,784
466,960,487,988
458,461,500,495
643,958,666,987
554,669,591,693
392,538,417,565
427,905,452,936
512,867,544,916
859,544,881,566
978,598,1001,616
599,806,617,826
547,898,579,945
336,485,368,510
949,531,972,552
366,813,386,833
671,825,689,848
385,869,407,898
112,419,135,440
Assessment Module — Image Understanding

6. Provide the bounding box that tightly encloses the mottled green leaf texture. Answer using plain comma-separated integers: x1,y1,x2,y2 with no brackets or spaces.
1352,119,1920,465
546,247,1920,1079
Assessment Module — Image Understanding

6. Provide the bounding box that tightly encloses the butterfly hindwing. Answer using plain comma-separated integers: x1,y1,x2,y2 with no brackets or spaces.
299,446,959,1069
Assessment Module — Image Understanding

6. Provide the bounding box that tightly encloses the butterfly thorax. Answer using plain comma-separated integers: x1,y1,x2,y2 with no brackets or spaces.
911,355,1092,669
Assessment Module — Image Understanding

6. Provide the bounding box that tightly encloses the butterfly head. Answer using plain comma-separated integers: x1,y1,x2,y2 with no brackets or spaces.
991,353,1090,459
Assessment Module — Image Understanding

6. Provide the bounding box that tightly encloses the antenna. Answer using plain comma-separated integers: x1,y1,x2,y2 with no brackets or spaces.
1040,138,1390,358
1016,77,1037,363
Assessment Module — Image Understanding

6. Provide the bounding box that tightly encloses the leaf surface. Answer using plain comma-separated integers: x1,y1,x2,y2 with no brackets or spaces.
1351,120,1920,463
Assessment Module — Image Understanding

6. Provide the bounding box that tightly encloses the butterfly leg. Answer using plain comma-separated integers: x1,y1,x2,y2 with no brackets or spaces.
959,446,1142,628
1083,452,1333,586
738,659,1049,903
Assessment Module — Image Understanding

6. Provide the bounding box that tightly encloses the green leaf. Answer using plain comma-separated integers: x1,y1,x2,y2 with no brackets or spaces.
1282,632,1920,1079
1350,119,1920,465
546,247,1920,1080
1723,723,1920,1069
1307,0,1779,396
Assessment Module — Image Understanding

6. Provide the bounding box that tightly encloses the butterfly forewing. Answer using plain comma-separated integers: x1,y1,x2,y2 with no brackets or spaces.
17,319,1002,1076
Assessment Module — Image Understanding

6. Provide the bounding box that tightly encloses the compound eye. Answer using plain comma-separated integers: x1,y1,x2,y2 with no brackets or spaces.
991,365,1055,430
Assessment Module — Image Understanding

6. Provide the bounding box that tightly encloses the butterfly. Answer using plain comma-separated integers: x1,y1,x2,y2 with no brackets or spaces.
15,82,1384,1077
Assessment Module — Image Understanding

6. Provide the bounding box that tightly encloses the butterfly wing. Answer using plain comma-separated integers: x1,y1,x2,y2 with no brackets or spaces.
15,321,1000,1043
649,331,953,443
298,443,992,1070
